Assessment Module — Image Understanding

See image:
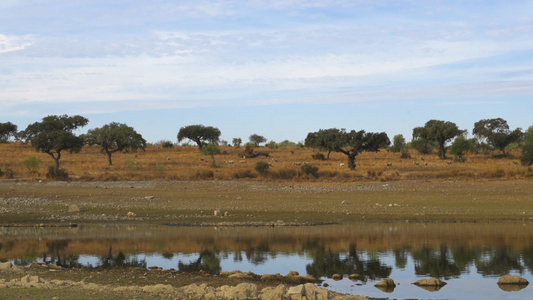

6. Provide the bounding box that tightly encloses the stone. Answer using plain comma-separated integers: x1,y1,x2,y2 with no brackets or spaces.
374,278,396,287
304,283,329,300
497,275,529,285
127,211,136,217
413,278,447,286
287,284,305,296
260,284,288,300
0,262,12,271
145,196,155,200
220,283,258,300
287,270,299,277
214,209,221,216
348,274,362,280
141,284,175,293
68,204,82,212
332,274,343,280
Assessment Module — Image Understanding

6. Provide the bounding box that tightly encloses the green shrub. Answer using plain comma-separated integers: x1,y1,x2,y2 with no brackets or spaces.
301,164,319,177
160,140,174,148
521,141,533,166
232,170,257,179
254,161,270,176
270,169,298,180
46,166,68,180
400,149,411,159
126,158,138,171
311,153,326,160
195,170,214,179
23,156,40,174
154,164,165,172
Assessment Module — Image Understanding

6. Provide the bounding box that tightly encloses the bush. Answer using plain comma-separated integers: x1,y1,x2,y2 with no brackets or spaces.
195,170,214,179
254,161,270,176
311,153,326,160
46,166,68,180
301,164,319,177
521,142,533,166
232,170,257,179
160,140,174,148
400,149,411,159
270,169,298,180
23,156,40,174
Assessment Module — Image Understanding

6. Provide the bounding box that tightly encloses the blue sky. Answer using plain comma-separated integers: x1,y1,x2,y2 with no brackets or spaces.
1,0,532,144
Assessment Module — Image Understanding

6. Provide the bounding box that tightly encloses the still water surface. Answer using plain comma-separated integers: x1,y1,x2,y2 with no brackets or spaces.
2,223,533,299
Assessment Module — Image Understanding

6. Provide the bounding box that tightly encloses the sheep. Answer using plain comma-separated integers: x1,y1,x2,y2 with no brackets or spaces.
167,157,170,161
446,161,452,165
226,160,234,164
413,161,420,166
424,162,428,167
294,162,302,166
271,158,278,163
340,163,345,167
513,161,519,165
421,157,425,161
239,160,246,163
386,162,392,167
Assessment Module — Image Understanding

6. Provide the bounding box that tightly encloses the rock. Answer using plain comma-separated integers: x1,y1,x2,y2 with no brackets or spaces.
374,278,396,287
497,275,529,285
261,273,282,281
224,211,229,217
286,271,299,277
413,278,447,286
20,275,44,287
127,211,136,217
348,274,362,280
68,204,82,212
332,274,343,280
214,209,221,216
145,196,155,200
341,200,350,205
220,283,258,300
303,283,329,300
0,262,13,271
287,284,305,297
260,284,288,300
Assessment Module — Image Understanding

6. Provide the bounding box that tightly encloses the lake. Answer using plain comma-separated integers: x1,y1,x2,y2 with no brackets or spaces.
2,223,533,299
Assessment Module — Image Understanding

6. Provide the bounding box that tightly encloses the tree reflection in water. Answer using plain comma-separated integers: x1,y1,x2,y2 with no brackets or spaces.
412,245,461,279
178,250,221,274
476,247,524,276
98,246,147,268
305,244,392,281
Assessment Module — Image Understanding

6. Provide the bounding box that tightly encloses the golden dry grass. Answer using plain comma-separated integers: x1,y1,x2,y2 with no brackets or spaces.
0,142,531,182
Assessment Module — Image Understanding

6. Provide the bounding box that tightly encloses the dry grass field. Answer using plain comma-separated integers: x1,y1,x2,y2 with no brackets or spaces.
0,142,531,182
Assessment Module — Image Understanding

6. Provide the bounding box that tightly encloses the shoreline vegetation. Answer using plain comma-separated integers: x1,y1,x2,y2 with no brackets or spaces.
1,143,533,299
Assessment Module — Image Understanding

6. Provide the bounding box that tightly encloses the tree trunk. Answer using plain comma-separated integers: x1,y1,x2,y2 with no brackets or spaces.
46,151,61,172
327,150,332,160
347,154,356,170
502,147,507,157
439,143,447,160
106,151,113,165
210,154,216,167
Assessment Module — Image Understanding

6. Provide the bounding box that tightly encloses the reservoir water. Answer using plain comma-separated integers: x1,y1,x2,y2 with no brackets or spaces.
2,223,533,299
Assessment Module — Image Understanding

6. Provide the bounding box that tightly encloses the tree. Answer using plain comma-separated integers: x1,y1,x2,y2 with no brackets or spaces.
232,138,242,148
449,136,474,162
177,125,221,150
305,128,390,170
413,120,465,160
21,115,88,172
473,118,523,156
305,128,345,159
390,134,406,153
249,134,267,146
83,122,147,165
0,122,18,143
202,143,220,167
521,126,533,166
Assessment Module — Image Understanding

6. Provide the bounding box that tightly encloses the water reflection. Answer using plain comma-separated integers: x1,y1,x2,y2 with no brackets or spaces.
2,223,533,299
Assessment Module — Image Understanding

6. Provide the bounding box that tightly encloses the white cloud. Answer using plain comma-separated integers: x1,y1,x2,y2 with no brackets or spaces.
0,34,33,54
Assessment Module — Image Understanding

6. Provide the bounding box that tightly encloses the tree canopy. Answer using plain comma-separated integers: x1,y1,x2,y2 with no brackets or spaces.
249,134,267,146
305,128,390,170
413,120,465,160
177,125,221,150
21,115,88,172
0,122,18,143
521,126,533,166
473,118,523,156
84,122,147,165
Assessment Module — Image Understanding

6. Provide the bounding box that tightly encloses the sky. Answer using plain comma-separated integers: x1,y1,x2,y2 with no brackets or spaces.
1,0,532,144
